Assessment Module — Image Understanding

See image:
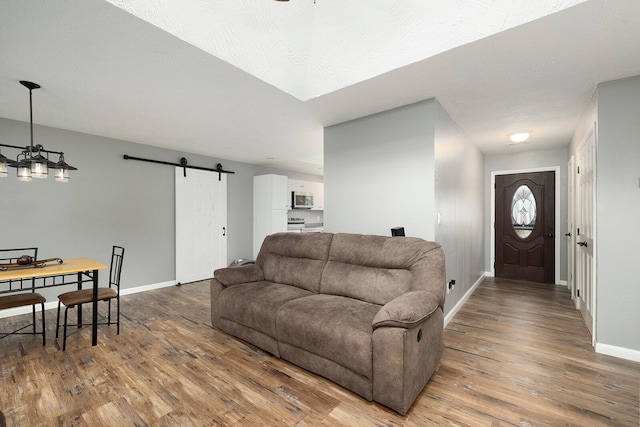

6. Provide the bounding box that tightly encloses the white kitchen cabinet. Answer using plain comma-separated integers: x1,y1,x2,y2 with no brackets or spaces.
254,174,288,258
310,181,324,210
288,179,312,195
288,179,324,210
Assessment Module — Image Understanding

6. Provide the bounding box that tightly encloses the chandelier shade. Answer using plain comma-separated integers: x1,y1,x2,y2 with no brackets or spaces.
52,153,78,182
0,149,18,177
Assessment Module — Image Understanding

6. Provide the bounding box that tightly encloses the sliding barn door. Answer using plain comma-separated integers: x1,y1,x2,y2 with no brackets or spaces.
175,168,227,284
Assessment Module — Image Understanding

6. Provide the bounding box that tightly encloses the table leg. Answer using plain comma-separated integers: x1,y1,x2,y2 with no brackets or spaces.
92,269,98,346
77,272,83,327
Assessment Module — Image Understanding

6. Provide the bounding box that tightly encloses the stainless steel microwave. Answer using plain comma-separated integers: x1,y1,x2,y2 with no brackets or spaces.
292,191,314,209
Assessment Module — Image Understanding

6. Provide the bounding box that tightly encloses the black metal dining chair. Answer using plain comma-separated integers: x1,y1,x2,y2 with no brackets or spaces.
56,246,124,350
0,248,46,346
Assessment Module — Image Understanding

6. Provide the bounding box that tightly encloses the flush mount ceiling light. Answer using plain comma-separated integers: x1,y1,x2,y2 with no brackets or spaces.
0,80,77,182
508,131,532,143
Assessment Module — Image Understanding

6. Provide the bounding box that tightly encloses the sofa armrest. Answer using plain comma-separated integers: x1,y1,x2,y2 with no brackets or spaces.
372,291,440,329
214,264,264,287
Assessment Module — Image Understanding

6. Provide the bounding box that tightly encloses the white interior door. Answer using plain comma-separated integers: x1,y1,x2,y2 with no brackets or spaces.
576,126,595,340
175,168,227,284
567,156,575,300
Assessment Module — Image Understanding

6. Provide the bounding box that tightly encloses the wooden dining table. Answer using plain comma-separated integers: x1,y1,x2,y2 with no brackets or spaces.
0,258,108,346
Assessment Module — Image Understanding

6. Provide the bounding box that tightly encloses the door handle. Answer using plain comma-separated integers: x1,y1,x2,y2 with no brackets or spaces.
546,233,555,238
565,232,571,237
222,227,226,237
577,241,588,247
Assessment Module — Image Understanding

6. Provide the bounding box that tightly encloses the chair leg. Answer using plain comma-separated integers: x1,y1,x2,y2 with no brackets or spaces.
40,302,46,346
116,295,120,335
32,304,37,335
56,301,61,339
77,303,82,329
63,307,69,351
107,299,111,326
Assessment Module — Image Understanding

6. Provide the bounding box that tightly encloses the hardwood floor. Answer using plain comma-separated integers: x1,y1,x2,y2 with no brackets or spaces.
0,277,637,426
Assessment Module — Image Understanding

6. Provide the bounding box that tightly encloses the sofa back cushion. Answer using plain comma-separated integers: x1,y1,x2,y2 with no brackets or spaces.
256,232,333,293
320,234,445,306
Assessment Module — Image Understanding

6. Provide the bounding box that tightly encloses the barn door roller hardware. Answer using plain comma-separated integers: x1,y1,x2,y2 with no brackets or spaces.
123,155,234,181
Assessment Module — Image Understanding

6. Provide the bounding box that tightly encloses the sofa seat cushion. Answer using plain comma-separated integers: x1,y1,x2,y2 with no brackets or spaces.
276,294,381,378
218,281,313,338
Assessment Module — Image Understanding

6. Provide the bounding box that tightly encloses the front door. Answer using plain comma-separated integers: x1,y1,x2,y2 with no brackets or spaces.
495,171,555,283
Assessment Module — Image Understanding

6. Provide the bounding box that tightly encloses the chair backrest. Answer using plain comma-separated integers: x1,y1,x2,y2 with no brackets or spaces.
0,247,38,264
0,248,38,292
110,246,125,290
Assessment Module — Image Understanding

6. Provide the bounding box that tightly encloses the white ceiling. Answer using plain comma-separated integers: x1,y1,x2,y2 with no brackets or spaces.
1,0,639,176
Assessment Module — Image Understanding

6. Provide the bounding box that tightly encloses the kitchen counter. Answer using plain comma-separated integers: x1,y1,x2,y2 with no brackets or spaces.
286,222,324,233
302,227,324,233
302,223,324,233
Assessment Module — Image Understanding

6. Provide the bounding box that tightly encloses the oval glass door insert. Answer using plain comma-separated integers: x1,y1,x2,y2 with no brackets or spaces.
511,185,536,238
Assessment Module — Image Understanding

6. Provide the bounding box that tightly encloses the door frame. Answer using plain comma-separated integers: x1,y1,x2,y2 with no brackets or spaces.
490,166,561,284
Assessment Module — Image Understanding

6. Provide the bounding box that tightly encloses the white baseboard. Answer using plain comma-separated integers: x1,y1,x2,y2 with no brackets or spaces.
0,302,57,319
0,280,176,320
595,342,640,363
444,273,486,327
119,280,176,296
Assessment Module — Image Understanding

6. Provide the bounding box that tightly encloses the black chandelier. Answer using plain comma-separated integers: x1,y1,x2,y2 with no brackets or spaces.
0,80,77,182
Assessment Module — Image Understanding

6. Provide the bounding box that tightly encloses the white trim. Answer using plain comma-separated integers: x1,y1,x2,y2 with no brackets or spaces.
119,280,176,296
0,304,46,319
595,342,640,363
591,122,598,346
444,273,486,327
490,166,561,283
0,280,176,319
558,280,567,287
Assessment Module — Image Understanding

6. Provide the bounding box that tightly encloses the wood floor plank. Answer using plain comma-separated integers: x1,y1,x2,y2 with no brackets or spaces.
0,277,637,426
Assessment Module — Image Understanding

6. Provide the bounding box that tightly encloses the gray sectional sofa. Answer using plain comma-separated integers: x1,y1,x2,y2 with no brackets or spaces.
210,232,445,414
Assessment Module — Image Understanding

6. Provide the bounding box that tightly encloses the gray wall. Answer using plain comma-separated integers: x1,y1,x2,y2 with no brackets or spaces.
324,99,485,317
434,101,485,314
324,100,436,239
0,117,317,300
484,147,569,281
591,76,640,352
